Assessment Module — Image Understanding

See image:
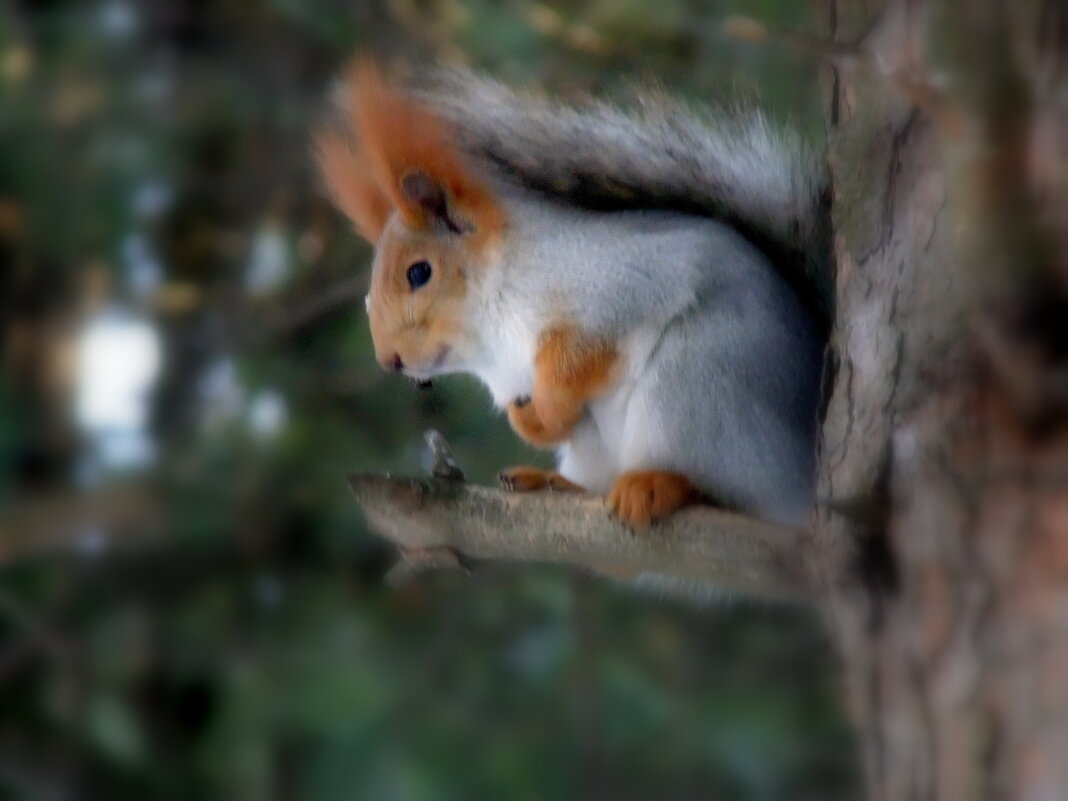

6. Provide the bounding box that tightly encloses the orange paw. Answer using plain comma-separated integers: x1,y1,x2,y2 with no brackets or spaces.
507,325,619,448
606,471,697,528
507,395,579,447
530,388,584,441
499,465,585,493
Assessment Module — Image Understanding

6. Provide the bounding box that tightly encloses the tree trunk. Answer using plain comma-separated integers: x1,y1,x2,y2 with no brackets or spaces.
817,1,1068,799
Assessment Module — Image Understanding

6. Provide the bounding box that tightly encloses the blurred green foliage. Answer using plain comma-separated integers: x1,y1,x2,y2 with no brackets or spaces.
0,1,855,799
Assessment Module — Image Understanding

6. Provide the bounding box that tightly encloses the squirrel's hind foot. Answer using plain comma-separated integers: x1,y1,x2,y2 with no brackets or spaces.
607,470,698,529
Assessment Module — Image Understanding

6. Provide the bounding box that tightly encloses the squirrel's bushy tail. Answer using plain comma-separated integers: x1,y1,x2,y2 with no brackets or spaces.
414,68,833,329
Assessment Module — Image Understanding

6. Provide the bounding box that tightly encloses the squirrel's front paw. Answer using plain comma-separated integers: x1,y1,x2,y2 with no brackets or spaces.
499,466,585,493
507,395,579,447
607,471,697,528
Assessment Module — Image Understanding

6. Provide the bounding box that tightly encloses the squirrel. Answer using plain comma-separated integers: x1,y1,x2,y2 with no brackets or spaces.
315,60,829,535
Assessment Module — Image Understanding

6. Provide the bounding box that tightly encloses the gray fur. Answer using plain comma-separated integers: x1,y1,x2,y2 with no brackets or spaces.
480,195,821,528
415,67,833,328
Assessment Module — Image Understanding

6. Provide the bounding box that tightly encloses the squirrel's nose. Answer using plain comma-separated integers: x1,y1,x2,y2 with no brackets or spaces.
381,353,404,373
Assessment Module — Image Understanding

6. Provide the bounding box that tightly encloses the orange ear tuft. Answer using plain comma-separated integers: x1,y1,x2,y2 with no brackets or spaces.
346,59,505,246
313,128,393,243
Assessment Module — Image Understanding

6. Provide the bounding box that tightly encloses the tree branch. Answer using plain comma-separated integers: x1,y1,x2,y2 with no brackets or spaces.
348,432,841,604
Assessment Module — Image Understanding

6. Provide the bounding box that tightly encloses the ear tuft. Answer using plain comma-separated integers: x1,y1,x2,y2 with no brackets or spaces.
314,58,505,250
347,59,505,246
313,128,392,243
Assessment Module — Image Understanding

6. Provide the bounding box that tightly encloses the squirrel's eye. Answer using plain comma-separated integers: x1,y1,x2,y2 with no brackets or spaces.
406,260,433,290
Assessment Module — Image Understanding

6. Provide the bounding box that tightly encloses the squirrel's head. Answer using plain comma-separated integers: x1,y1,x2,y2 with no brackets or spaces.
365,181,500,378
314,60,505,379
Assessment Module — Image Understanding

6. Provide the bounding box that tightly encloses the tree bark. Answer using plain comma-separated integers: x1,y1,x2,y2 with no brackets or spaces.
818,1,1068,799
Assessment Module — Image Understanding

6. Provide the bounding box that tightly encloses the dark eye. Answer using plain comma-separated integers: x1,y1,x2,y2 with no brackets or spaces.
406,260,432,290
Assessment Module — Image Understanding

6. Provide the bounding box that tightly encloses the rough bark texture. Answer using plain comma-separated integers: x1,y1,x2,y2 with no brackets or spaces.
818,1,1068,799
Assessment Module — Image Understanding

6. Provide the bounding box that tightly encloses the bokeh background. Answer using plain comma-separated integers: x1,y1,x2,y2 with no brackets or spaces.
0,1,857,799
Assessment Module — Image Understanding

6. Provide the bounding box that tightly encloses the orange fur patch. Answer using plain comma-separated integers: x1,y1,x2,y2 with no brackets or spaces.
507,398,577,448
532,325,620,438
607,471,697,528
346,60,505,250
505,325,620,447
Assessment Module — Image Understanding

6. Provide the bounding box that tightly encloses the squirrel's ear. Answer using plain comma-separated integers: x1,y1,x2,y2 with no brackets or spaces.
400,169,472,235
349,59,505,246
314,128,392,244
